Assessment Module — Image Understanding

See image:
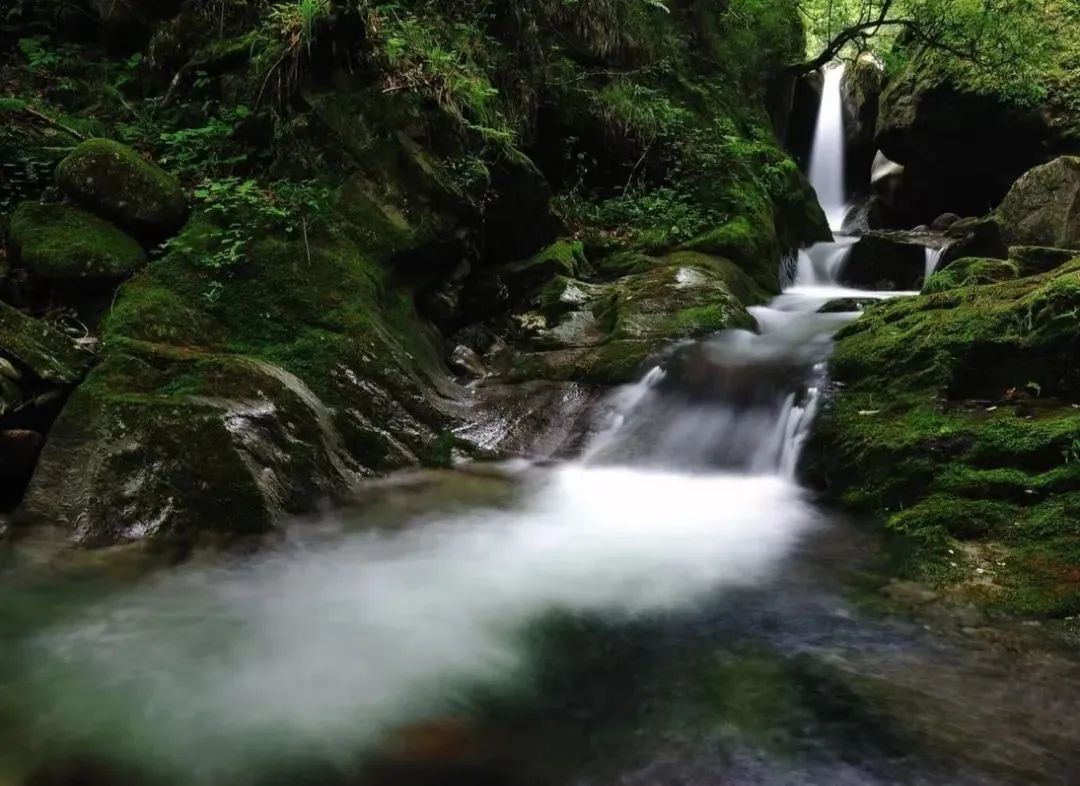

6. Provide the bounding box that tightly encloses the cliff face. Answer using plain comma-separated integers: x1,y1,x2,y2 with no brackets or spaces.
0,0,826,550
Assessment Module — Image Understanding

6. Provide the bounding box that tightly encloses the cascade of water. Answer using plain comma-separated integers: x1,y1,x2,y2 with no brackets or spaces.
924,246,945,284
808,64,848,231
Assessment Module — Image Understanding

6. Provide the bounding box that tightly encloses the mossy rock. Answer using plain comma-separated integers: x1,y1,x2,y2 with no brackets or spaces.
509,252,758,385
924,257,1019,293
19,185,463,546
21,348,360,548
995,156,1080,250
1008,245,1078,276
494,241,589,302
0,302,95,388
55,139,187,241
682,216,782,294
10,202,146,281
807,260,1080,616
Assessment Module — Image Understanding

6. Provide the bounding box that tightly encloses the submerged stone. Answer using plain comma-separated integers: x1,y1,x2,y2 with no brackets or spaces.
10,201,146,281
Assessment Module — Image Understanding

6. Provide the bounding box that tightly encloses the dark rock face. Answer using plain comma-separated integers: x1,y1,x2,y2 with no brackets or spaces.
482,161,562,267
786,70,825,170
938,217,1009,269
874,56,1077,228
840,54,884,196
839,232,935,290
56,138,187,241
995,156,1080,249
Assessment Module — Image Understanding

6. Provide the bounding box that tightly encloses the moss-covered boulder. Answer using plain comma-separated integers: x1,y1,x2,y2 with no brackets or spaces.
924,257,1019,293
1008,245,1078,276
494,241,589,302
55,139,187,241
20,348,360,548
807,259,1080,617
9,202,146,281
995,157,1080,250
509,251,760,385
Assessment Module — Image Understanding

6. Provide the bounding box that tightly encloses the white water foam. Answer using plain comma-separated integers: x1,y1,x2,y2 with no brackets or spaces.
21,466,817,780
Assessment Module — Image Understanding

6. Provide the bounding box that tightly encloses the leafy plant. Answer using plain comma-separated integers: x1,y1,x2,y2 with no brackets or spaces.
167,177,334,270
18,35,62,72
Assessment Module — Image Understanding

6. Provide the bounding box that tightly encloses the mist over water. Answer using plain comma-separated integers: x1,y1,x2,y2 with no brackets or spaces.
9,465,818,780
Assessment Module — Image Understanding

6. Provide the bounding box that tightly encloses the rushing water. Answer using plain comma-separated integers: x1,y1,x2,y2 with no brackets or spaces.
2,65,1078,786
808,63,848,230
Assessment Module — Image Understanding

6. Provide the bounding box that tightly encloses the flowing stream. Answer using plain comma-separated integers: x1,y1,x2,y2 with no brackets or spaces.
1,66,1079,786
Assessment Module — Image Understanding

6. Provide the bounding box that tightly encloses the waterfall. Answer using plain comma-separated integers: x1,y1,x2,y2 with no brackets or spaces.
808,64,848,231
924,246,945,285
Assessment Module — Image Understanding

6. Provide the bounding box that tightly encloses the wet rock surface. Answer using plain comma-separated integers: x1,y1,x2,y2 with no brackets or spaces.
995,156,1080,249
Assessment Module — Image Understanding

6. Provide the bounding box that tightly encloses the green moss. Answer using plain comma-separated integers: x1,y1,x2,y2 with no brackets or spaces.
494,240,589,302
810,261,1080,617
10,201,146,280
682,215,781,293
55,138,187,239
590,251,658,279
889,496,1019,539
924,258,1019,293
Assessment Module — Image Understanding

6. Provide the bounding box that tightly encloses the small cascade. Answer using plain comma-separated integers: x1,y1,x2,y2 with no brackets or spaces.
808,64,848,230
794,238,857,288
924,246,945,284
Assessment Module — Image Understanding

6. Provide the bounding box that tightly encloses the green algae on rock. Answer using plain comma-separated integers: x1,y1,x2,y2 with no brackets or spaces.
55,138,187,241
10,202,146,281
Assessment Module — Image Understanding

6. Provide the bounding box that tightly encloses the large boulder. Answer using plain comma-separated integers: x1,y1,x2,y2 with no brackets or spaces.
995,157,1080,249
21,350,360,547
56,139,187,241
17,195,462,547
9,202,146,281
